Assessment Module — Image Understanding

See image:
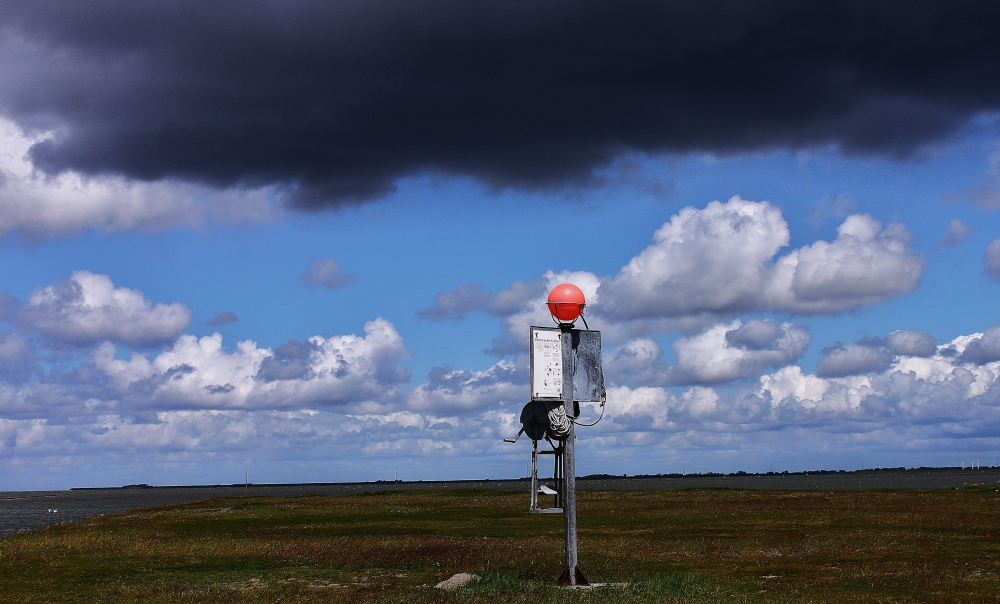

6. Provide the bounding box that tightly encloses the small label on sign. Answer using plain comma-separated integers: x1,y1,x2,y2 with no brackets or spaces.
531,328,562,399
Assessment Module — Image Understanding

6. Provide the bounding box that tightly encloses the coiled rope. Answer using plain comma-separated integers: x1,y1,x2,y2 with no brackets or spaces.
543,401,572,440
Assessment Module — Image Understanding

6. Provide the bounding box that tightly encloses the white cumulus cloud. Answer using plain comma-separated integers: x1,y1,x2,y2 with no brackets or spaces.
6,321,1000,486
406,359,526,413
662,319,811,385
95,318,412,413
605,338,663,384
597,328,1000,436
599,196,924,320
20,271,191,346
602,197,790,320
767,214,924,313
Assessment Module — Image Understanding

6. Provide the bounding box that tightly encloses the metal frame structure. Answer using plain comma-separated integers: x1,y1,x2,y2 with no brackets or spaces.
529,438,563,513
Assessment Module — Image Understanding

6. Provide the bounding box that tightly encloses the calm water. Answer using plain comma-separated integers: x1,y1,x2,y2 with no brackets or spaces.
3,469,998,536
0,481,520,536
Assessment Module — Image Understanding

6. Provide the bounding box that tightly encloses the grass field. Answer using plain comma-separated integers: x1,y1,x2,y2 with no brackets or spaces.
1,486,999,603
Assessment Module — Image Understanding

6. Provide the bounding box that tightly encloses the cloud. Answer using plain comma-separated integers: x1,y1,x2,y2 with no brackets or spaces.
662,320,811,386
959,326,1000,365
809,194,856,227
18,271,191,346
725,319,787,350
815,329,938,377
599,197,788,319
205,311,238,327
8,314,1000,485
984,238,1000,282
884,329,937,357
816,342,894,378
594,327,1000,450
255,339,317,382
483,337,522,358
0,330,36,383
300,258,356,290
424,198,923,343
0,293,19,323
405,360,525,413
417,283,492,321
600,197,924,321
2,2,1000,207
418,279,545,322
605,338,663,384
970,144,1000,210
603,385,676,432
939,218,971,248
0,119,275,241
750,333,1000,427
0,403,527,489
763,214,924,313
91,318,411,413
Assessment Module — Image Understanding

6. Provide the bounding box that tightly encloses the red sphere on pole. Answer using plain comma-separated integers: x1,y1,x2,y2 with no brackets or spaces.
546,283,586,323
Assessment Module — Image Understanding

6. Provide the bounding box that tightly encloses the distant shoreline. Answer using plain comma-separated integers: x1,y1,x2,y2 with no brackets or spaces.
69,465,1000,492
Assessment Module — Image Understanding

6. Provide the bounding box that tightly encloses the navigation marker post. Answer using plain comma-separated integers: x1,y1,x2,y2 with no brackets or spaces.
504,284,605,586
559,321,581,586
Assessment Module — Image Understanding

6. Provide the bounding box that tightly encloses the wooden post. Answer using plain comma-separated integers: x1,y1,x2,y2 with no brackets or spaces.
558,326,587,586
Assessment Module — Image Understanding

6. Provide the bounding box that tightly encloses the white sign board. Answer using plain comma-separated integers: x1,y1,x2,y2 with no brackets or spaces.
530,327,563,400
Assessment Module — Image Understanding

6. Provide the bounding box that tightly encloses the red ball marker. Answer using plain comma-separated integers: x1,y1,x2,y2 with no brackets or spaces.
546,283,586,323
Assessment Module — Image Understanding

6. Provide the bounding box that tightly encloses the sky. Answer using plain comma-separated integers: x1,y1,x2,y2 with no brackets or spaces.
2,1,1000,489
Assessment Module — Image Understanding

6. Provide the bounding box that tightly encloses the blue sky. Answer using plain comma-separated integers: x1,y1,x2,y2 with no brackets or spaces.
2,1,1000,489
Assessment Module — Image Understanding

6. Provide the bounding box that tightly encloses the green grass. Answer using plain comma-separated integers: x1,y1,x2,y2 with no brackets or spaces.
2,486,1000,602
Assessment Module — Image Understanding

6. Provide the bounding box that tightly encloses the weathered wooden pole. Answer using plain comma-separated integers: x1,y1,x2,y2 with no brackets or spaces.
559,324,581,586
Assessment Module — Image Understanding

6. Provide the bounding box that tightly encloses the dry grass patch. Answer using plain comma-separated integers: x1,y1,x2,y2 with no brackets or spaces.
1,487,999,602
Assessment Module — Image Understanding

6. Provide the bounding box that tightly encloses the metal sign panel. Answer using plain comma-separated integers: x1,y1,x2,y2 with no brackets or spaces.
572,329,604,402
530,327,563,400
530,326,605,402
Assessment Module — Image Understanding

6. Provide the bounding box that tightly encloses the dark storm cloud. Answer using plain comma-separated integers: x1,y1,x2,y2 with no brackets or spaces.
3,1,1000,208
